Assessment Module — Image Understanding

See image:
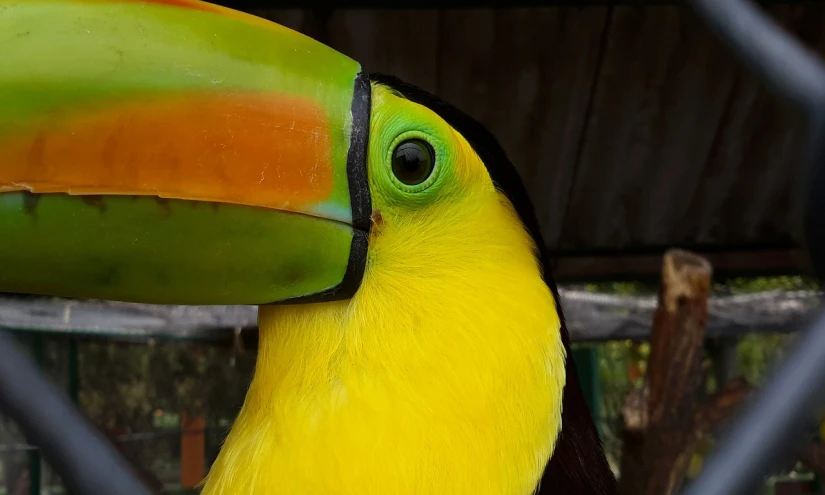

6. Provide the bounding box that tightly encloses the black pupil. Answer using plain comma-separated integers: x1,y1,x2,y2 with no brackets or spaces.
392,140,435,186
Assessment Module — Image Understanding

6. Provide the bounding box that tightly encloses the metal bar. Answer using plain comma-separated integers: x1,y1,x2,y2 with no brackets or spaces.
683,309,825,494
0,444,40,453
0,331,150,495
28,336,43,495
69,338,79,405
686,0,825,111
682,0,825,494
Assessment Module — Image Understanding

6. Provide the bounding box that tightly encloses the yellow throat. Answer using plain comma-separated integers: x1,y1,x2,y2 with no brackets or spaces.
201,185,566,494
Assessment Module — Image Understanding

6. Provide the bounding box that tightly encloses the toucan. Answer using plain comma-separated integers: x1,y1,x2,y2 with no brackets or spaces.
0,1,618,493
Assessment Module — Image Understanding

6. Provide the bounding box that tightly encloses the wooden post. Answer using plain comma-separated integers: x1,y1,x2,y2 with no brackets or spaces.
619,386,649,495
180,412,206,489
707,336,738,392
618,250,754,495
643,250,713,494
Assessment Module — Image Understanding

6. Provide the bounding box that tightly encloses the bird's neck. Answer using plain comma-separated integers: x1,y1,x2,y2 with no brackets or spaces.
202,197,567,494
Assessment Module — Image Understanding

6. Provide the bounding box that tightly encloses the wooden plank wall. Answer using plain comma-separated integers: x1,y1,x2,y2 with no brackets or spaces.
245,4,825,273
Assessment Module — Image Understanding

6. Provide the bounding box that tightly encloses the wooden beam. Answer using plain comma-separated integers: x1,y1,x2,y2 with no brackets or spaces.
0,288,819,344
561,288,821,342
0,296,258,343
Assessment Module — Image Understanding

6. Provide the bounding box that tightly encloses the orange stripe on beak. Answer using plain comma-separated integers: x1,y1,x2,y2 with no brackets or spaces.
117,0,219,13
0,93,334,211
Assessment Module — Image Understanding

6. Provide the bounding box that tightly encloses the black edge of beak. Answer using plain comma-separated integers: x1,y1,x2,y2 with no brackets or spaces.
348,69,374,234
284,69,372,304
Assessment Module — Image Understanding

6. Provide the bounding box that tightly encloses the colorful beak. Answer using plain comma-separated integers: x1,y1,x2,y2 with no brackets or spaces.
0,0,371,305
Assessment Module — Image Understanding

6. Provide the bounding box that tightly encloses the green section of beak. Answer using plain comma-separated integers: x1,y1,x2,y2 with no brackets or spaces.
0,1,372,305
0,193,360,305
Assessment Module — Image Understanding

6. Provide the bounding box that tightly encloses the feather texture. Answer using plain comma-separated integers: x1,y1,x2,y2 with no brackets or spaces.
203,149,565,494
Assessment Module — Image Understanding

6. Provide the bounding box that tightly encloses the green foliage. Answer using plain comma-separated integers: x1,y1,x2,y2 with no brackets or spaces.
582,281,657,295
78,340,255,430
580,276,815,486
1,276,815,492
737,333,796,385
581,275,819,297
717,275,819,294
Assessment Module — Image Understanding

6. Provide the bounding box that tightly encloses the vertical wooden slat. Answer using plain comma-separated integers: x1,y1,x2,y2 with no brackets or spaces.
693,3,825,247
684,67,762,245
437,8,608,246
560,5,742,250
324,10,441,93
180,412,206,489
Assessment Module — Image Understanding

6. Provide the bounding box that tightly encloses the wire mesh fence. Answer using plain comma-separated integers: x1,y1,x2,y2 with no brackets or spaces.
0,335,255,494
0,316,816,494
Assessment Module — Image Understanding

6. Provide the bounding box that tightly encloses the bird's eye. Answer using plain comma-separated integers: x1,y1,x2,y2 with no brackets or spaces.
391,139,435,186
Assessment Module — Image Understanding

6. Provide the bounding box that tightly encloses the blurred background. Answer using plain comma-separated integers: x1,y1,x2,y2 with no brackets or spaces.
4,1,825,494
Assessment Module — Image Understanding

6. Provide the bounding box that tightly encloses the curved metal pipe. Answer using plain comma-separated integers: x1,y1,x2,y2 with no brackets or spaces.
0,331,150,495
683,0,825,493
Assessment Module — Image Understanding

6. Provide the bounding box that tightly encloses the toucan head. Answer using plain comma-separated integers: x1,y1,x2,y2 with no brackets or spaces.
0,1,616,492
0,0,538,309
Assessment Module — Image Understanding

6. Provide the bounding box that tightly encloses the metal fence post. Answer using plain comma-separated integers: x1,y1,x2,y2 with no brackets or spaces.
683,1,825,492
572,346,602,436
28,335,43,495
